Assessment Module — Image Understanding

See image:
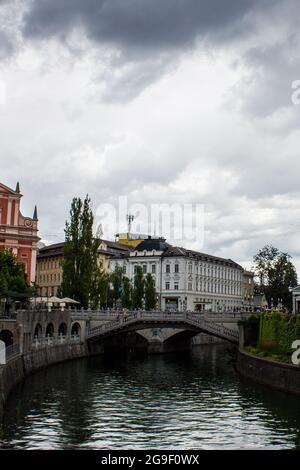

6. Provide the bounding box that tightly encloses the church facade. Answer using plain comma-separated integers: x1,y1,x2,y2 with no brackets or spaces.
0,181,39,284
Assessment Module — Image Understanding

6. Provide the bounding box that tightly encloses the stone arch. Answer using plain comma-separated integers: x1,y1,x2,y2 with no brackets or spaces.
34,323,43,338
58,322,67,336
71,322,81,336
45,323,54,338
0,329,14,346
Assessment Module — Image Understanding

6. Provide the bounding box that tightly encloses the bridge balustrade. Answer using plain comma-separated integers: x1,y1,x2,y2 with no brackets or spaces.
86,311,240,343
0,343,20,365
32,334,81,350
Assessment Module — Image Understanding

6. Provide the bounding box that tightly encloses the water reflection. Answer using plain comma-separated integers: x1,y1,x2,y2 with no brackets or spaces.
0,345,299,450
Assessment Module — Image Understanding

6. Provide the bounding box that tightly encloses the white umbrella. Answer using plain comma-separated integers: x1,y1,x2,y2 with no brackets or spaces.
60,297,80,304
48,296,63,303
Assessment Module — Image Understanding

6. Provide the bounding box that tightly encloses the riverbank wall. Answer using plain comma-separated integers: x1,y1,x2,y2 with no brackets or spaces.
0,342,88,417
236,349,300,396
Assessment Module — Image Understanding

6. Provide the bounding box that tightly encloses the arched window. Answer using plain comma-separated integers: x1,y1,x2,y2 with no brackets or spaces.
58,323,67,336
46,323,54,337
71,322,81,336
0,329,14,346
34,323,42,338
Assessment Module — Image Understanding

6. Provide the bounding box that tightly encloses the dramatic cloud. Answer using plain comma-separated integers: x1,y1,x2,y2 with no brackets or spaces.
1,0,300,276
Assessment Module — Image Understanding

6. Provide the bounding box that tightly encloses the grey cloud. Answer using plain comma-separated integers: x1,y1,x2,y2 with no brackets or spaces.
23,0,262,51
21,0,275,101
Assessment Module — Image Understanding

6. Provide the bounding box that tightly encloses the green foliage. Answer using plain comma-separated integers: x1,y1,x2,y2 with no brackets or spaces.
258,312,300,355
111,266,124,305
0,250,31,296
253,244,297,309
244,346,292,364
144,273,156,310
132,266,144,309
121,276,132,309
61,195,100,308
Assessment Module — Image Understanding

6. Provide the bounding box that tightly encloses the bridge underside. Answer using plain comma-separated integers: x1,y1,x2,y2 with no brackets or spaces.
87,323,232,356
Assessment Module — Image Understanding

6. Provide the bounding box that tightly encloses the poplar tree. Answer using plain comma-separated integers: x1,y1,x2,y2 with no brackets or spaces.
122,277,132,309
132,267,144,309
111,266,124,306
144,273,156,311
61,195,100,308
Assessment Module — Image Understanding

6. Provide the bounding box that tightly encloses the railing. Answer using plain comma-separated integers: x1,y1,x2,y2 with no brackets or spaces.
86,311,240,343
71,309,252,321
31,334,81,350
0,343,21,365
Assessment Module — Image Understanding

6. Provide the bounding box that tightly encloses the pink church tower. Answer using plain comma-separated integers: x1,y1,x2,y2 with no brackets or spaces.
0,181,40,284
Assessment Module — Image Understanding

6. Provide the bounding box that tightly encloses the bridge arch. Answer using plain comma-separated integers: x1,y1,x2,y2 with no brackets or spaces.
0,329,14,346
71,322,81,336
34,323,43,338
58,322,67,336
46,323,54,338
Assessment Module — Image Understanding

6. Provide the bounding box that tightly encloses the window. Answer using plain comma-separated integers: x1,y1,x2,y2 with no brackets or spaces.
123,265,127,274
174,283,179,290
166,282,170,290
188,282,192,291
166,264,170,273
134,265,138,274
175,264,179,273
143,265,147,274
152,264,156,274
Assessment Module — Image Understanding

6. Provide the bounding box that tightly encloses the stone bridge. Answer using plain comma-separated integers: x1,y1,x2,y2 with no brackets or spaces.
68,310,245,354
0,309,247,357
86,311,239,343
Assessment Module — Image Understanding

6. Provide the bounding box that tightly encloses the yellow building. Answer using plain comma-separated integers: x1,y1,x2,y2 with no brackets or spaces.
36,239,132,296
115,232,146,249
36,242,64,297
242,270,255,311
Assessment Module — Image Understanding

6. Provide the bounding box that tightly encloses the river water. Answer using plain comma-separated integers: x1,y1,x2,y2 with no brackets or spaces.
0,344,299,450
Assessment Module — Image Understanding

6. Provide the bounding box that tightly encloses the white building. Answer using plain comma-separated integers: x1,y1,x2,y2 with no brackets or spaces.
110,237,243,312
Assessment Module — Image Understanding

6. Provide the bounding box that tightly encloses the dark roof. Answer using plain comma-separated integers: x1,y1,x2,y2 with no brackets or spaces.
101,239,133,252
37,239,132,259
37,242,64,258
135,237,170,252
163,246,243,269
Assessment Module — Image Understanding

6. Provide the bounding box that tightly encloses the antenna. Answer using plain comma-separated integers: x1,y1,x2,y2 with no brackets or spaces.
127,213,135,235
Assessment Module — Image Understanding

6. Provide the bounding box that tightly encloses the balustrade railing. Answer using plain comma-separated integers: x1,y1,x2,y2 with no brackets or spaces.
87,311,240,342
0,343,21,365
31,334,81,350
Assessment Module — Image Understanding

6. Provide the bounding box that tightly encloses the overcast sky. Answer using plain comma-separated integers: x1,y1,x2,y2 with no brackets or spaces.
1,0,300,274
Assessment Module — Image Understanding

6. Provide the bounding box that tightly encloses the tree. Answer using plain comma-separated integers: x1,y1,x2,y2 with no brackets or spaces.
144,273,156,310
132,267,144,309
0,250,31,296
110,266,124,307
253,245,297,309
253,245,280,286
122,277,132,309
61,195,100,308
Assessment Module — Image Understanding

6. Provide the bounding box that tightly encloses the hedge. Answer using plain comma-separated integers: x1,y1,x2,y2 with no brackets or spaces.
259,312,300,354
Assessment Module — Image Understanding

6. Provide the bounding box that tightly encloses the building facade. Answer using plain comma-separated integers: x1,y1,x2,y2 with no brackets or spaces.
36,239,132,297
242,270,255,311
110,237,244,312
0,181,39,284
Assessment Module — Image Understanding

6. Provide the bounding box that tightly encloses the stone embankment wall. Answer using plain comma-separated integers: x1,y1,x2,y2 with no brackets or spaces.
236,349,300,396
0,342,88,416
